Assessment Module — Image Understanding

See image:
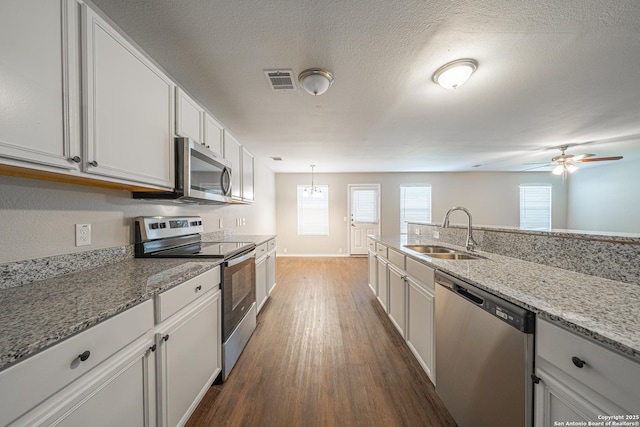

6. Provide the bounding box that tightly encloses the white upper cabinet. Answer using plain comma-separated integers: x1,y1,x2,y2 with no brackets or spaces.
242,147,254,202
82,4,174,188
224,132,242,200
175,88,204,143
0,0,80,171
203,113,224,157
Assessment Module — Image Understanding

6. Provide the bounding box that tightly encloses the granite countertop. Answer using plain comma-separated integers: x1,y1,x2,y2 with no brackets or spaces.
371,235,640,362
0,258,222,371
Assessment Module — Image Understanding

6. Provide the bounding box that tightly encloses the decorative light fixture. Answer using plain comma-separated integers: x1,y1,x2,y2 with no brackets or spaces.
303,165,323,197
552,163,578,177
432,59,478,89
298,68,334,96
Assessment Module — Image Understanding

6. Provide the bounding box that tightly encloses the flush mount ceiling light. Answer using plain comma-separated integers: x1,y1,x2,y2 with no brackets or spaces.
432,59,478,89
298,68,334,96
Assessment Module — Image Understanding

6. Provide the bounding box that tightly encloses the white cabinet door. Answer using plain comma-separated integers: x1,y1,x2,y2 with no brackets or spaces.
0,0,80,171
267,250,277,295
175,88,203,143
406,276,435,384
388,265,406,338
242,147,254,202
27,336,156,427
255,256,268,313
156,289,221,427
376,258,389,312
203,113,224,157
368,251,378,296
223,132,242,200
82,5,174,188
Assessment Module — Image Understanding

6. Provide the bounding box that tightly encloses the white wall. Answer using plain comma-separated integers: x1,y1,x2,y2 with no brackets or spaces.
567,161,640,233
275,172,566,255
0,159,276,263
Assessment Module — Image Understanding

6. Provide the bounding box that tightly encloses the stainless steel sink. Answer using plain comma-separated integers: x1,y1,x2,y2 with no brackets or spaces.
403,245,455,254
427,252,484,260
403,244,484,260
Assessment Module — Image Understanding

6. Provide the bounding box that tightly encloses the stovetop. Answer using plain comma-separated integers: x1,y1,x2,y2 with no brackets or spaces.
149,241,255,259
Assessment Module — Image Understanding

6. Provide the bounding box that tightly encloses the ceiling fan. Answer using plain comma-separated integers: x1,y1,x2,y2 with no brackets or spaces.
528,145,623,176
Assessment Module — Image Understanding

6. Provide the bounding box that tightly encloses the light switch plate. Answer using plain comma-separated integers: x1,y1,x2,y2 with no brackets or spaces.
75,224,91,246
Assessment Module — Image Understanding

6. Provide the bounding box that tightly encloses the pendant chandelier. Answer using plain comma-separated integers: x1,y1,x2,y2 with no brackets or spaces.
303,165,323,197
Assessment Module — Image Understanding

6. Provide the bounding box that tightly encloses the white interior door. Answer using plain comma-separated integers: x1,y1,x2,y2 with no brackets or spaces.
349,184,380,255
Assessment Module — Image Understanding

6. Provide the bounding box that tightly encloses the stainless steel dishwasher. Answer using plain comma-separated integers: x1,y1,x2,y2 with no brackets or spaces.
435,271,535,427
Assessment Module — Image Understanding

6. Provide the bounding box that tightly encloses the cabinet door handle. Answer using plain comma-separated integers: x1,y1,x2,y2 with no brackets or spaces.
69,156,81,163
195,285,202,292
162,334,170,342
531,373,541,384
88,160,98,167
149,344,157,352
571,356,586,368
78,350,91,362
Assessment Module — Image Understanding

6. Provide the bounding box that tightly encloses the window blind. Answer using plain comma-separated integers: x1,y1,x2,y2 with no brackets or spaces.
297,185,329,236
519,184,552,230
352,189,379,223
400,185,432,233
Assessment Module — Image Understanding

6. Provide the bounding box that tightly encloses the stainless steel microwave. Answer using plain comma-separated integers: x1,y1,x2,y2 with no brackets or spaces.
133,137,232,204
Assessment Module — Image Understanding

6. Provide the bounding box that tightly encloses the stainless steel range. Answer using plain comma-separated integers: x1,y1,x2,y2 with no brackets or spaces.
134,216,257,380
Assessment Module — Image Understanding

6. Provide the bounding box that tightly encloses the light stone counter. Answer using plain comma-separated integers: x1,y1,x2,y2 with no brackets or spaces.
371,235,640,362
0,258,221,371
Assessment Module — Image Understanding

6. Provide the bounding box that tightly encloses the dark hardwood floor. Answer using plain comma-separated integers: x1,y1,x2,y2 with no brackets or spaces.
186,257,456,427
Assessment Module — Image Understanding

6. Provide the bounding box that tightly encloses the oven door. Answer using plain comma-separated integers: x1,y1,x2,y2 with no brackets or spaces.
222,249,256,341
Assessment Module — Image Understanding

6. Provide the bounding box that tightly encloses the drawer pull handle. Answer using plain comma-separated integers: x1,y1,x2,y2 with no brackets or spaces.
149,344,157,352
78,350,91,362
572,356,586,368
195,285,202,292
70,156,81,163
88,160,98,167
162,334,170,342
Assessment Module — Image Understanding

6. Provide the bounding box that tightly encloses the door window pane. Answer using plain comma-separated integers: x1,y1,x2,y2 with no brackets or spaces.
352,189,379,223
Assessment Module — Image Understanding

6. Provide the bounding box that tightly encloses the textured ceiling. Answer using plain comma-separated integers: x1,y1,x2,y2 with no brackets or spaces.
90,0,640,173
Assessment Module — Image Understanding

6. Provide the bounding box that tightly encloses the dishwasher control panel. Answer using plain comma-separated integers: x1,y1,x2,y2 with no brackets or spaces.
486,301,533,332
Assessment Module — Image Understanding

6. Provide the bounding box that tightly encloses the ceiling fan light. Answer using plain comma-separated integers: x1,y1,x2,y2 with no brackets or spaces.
299,68,334,96
433,59,478,89
566,163,578,174
552,165,565,175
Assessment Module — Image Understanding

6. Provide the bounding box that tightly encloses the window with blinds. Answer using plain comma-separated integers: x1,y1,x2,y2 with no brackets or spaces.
519,184,552,230
352,188,379,223
400,185,432,233
297,185,329,236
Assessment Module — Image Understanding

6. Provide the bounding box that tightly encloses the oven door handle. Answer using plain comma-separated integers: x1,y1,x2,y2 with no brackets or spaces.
226,249,256,267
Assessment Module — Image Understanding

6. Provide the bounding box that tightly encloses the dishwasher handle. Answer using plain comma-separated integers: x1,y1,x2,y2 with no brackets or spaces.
454,284,484,305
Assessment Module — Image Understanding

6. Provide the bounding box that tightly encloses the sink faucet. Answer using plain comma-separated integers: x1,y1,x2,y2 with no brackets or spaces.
441,206,478,252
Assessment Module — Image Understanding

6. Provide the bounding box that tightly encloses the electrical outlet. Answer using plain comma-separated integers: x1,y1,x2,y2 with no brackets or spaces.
339,248,343,253
241,217,246,226
433,230,440,239
283,248,287,254
75,224,91,247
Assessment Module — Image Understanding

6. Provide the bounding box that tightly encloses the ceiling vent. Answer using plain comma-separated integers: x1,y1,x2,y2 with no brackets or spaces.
264,69,297,91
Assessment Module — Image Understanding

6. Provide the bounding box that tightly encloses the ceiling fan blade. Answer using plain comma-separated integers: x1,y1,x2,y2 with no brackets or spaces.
571,153,595,161
576,156,623,163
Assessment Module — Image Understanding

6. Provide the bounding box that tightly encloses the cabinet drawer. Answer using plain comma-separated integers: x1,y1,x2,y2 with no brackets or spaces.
388,249,405,269
367,239,376,251
405,258,434,291
268,238,276,252
256,242,268,259
537,319,640,413
375,243,388,258
156,267,220,323
0,300,153,426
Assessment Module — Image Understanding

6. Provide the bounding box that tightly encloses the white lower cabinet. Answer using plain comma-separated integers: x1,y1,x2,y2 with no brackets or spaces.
534,318,640,426
406,276,435,384
0,300,155,426
368,250,378,296
367,245,436,384
255,253,268,313
155,285,222,427
376,257,389,312
388,264,406,338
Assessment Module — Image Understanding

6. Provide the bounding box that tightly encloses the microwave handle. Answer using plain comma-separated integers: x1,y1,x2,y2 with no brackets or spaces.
221,167,231,196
